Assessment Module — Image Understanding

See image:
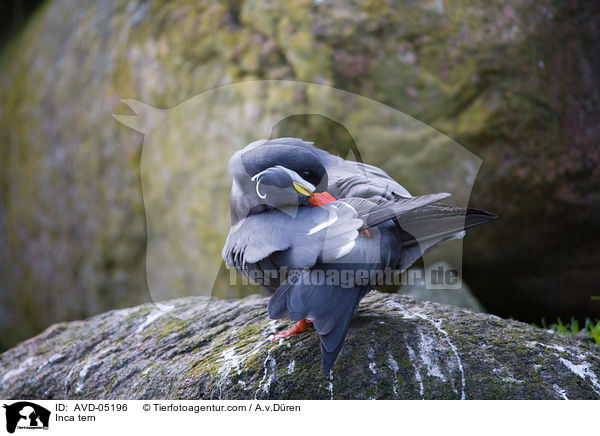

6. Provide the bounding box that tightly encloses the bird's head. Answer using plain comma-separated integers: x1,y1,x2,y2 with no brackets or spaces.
228,138,332,220
249,164,319,205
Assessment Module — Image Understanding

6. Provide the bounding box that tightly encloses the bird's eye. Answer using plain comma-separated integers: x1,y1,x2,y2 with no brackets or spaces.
301,170,312,179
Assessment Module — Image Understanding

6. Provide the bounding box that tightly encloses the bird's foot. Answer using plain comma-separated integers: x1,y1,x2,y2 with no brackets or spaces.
359,229,370,237
272,319,313,340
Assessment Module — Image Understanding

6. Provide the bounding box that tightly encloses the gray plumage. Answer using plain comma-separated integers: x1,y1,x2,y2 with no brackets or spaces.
222,137,495,374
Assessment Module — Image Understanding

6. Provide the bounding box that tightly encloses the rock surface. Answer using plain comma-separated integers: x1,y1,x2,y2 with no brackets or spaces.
1,291,599,400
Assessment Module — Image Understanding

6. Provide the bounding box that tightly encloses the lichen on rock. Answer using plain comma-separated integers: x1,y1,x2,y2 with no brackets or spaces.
1,291,599,400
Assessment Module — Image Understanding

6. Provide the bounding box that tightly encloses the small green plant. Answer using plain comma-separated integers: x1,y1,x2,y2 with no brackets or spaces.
535,317,600,345
584,319,600,345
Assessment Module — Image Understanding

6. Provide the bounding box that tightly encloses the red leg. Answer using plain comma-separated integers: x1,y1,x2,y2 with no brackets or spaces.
272,319,314,340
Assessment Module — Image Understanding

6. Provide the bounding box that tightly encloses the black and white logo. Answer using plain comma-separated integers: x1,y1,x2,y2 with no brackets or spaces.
2,402,50,434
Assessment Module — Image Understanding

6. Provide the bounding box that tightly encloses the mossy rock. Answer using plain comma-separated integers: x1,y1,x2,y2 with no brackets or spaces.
1,291,599,399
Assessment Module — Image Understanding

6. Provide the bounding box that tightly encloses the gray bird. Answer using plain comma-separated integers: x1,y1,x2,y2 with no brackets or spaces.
222,137,495,374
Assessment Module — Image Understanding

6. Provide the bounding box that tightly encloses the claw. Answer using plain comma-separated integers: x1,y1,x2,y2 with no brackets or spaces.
272,319,314,340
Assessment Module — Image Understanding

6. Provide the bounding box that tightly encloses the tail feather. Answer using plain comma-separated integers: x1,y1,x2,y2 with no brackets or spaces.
319,288,365,374
268,269,367,374
398,205,496,248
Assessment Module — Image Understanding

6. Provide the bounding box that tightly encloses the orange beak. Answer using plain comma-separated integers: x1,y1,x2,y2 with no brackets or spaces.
308,192,337,207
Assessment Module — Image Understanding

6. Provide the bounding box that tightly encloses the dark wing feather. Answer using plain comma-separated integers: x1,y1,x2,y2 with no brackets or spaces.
397,204,497,248
319,287,365,374
268,269,368,374
338,192,451,230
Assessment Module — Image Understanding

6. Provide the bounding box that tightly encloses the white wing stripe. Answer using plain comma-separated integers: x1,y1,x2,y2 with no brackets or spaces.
307,212,338,235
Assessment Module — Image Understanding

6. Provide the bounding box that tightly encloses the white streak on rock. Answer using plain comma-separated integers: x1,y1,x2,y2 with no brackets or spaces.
264,320,280,336
1,365,26,384
527,341,566,353
404,308,466,399
527,341,600,397
215,322,285,399
367,347,377,375
2,357,35,384
38,353,65,372
217,348,242,399
64,367,75,396
559,358,600,397
388,353,399,396
406,344,424,398
255,348,277,399
385,301,419,320
430,319,465,399
369,362,377,375
135,304,174,333
417,329,446,381
75,359,101,393
319,372,335,400
553,384,568,400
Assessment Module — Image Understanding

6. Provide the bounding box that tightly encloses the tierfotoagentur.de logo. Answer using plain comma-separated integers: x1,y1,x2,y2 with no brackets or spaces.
2,402,50,434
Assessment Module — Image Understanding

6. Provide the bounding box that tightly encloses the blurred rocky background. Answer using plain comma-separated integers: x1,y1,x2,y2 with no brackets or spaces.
1,0,599,351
